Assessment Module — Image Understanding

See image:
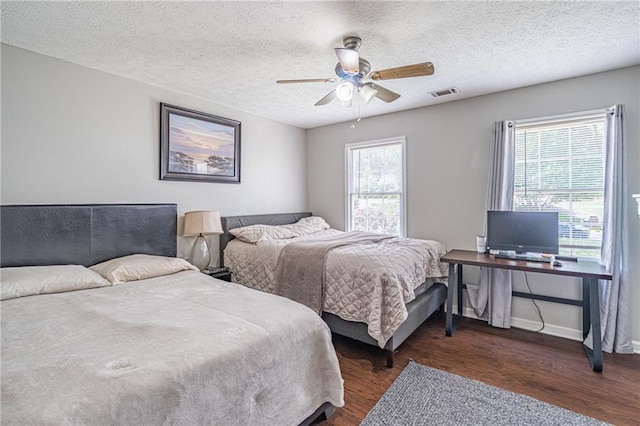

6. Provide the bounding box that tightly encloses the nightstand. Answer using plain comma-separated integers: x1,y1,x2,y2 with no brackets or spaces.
204,270,232,282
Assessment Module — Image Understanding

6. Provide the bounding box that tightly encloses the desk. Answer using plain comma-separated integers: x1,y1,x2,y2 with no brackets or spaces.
440,249,612,372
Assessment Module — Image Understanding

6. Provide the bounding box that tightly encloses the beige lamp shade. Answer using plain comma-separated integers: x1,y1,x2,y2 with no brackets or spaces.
183,211,223,236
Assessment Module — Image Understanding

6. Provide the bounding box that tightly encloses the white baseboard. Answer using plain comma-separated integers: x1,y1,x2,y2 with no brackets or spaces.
458,306,640,354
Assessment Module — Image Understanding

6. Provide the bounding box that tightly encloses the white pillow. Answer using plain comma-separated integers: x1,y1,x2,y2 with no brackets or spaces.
280,216,331,236
230,224,297,244
0,265,111,300
90,254,198,285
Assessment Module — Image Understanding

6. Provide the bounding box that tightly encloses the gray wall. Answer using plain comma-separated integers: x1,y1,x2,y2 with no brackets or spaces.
2,42,638,348
1,44,307,264
307,66,640,348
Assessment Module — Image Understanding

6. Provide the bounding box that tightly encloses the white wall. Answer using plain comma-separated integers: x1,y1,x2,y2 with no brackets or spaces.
307,66,640,348
1,44,308,264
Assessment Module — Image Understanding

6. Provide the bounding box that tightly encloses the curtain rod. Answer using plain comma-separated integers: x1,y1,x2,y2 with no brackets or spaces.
514,108,606,126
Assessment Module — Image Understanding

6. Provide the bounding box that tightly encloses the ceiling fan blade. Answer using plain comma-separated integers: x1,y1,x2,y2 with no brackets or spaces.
364,83,400,103
315,89,337,106
276,78,337,84
335,48,360,74
369,62,434,80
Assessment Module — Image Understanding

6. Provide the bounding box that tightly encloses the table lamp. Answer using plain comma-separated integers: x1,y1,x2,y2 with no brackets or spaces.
183,211,223,271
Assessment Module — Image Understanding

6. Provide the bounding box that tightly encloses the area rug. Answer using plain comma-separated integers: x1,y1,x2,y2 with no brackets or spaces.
360,360,607,426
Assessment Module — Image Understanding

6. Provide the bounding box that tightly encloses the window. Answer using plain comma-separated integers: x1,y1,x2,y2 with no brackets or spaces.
346,137,406,237
513,111,606,259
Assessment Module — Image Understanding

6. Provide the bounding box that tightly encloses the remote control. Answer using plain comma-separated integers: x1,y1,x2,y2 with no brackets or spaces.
208,266,229,274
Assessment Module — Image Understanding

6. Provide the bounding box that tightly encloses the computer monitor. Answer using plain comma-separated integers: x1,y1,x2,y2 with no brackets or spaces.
486,211,559,254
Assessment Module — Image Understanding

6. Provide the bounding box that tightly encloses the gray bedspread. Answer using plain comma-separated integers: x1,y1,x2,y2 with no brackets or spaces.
226,229,449,347
1,271,344,425
274,232,393,313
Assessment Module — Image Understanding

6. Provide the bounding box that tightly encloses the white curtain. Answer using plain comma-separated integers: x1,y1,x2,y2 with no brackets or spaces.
467,121,515,328
585,104,633,353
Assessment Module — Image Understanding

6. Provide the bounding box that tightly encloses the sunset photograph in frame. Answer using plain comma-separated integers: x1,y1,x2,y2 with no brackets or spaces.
160,103,241,183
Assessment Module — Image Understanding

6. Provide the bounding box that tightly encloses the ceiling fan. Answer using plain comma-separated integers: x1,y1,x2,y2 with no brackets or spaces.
276,36,434,107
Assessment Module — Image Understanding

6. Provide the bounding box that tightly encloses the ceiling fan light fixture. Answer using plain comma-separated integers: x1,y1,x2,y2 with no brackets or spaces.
359,84,378,104
275,36,435,109
339,98,352,108
335,48,360,75
336,82,354,102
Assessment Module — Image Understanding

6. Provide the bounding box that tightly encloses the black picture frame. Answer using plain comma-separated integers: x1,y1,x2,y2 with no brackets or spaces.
160,103,241,183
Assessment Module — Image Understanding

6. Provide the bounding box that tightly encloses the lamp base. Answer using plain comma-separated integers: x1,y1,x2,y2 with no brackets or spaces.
190,235,211,271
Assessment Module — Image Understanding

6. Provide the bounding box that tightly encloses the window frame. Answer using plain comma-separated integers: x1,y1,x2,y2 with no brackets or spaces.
512,109,606,259
344,136,407,237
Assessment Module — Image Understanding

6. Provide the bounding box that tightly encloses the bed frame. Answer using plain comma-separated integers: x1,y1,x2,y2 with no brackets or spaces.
220,212,448,368
0,204,335,425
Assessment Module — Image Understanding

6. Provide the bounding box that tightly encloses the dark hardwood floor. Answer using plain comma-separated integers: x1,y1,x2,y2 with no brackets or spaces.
324,312,640,426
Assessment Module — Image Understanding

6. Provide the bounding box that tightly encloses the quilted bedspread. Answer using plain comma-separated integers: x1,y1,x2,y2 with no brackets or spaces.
225,230,449,347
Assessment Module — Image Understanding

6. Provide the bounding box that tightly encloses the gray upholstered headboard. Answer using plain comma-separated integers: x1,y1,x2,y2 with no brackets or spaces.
0,204,177,267
219,212,311,267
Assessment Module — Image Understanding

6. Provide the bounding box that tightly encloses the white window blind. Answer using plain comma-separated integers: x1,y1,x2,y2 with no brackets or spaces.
513,112,606,258
346,137,406,237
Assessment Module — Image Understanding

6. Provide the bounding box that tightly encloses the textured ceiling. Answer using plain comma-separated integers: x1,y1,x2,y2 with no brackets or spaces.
1,1,639,129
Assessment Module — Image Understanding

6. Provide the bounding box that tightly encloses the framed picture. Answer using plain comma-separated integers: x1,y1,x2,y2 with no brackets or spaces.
160,103,241,183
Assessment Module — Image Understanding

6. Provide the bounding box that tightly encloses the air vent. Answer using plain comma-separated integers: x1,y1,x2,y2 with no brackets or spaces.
429,87,459,98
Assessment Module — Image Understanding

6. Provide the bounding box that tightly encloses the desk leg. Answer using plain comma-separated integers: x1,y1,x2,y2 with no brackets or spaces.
457,263,463,318
446,263,462,336
583,278,603,373
582,279,590,340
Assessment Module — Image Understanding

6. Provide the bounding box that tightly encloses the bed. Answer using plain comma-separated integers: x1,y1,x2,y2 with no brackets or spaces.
0,204,343,425
219,212,449,368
